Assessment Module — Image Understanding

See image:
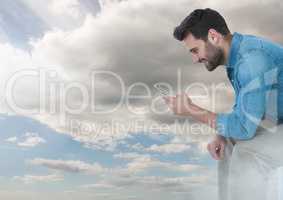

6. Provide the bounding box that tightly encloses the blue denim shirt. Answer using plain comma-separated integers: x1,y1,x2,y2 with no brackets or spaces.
216,32,283,140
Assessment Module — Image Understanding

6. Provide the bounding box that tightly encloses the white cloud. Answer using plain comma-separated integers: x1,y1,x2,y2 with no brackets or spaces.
80,183,117,189
48,0,82,19
146,143,191,154
116,153,205,173
17,135,46,148
113,152,149,160
131,158,203,173
98,0,124,10
130,143,145,151
103,175,213,194
5,136,18,143
29,158,106,175
28,154,205,177
5,132,46,148
25,155,216,199
13,173,63,184
24,0,95,30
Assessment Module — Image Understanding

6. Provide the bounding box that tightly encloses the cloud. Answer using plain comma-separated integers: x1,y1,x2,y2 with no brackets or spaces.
80,183,117,190
146,143,191,154
13,173,63,184
25,154,216,199
48,0,82,19
5,136,18,143
17,133,46,147
29,158,106,174
99,175,214,195
126,157,205,173
24,0,99,31
98,0,124,10
113,152,150,160
5,132,46,148
114,152,206,173
29,153,206,177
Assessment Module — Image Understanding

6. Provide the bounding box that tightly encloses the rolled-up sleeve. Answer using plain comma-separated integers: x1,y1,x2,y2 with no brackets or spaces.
216,50,276,140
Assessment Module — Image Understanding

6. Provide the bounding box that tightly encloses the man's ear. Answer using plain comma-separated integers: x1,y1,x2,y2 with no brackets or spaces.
207,29,220,44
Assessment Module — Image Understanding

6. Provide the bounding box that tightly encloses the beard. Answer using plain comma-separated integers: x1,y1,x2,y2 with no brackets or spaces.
203,41,225,71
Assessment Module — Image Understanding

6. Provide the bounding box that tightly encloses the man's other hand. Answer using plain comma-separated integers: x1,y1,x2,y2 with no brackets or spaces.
207,135,226,160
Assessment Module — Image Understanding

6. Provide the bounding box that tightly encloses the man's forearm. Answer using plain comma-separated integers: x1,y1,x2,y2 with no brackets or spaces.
187,103,217,129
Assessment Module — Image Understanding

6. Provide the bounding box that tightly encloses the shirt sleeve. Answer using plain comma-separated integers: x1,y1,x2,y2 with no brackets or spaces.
216,50,276,140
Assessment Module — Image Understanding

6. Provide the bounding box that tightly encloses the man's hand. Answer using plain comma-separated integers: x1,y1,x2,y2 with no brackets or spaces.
163,93,193,116
163,92,217,130
207,135,226,160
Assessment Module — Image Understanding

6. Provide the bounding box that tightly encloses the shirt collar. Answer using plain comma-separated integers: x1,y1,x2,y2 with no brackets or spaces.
226,32,243,68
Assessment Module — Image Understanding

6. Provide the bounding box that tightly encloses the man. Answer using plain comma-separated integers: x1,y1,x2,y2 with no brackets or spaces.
164,8,283,200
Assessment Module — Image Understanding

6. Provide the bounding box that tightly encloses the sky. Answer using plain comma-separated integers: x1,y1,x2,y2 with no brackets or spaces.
0,0,282,199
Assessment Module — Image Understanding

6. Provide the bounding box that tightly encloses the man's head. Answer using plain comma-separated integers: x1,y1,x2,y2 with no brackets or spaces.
174,8,231,71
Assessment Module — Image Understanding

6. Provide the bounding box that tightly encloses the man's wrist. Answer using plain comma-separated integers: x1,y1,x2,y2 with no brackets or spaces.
186,102,204,115
184,103,217,129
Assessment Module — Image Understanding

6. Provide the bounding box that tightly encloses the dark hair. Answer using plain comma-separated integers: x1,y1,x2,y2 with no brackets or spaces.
173,8,230,41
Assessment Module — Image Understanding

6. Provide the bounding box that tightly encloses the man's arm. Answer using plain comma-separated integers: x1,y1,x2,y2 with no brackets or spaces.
163,94,217,129
182,102,217,129
216,50,275,139
165,50,276,140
